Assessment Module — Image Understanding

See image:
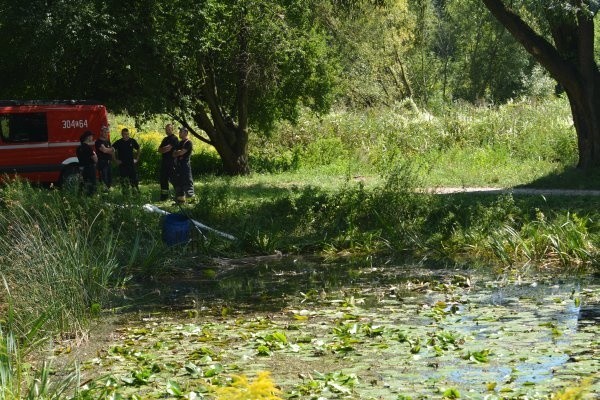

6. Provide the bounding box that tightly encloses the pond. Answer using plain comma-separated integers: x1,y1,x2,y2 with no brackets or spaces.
60,256,599,399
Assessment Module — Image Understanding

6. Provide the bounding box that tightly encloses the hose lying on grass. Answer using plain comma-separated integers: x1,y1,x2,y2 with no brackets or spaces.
142,203,237,241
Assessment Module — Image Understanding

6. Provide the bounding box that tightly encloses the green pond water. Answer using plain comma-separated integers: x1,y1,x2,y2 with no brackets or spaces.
67,257,599,399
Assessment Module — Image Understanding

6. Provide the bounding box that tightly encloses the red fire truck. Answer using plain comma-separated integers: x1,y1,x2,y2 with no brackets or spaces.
0,100,109,186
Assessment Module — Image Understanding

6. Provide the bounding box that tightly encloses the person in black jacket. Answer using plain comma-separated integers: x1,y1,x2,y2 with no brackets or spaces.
113,128,140,193
76,131,98,196
157,123,179,201
172,127,194,204
95,125,114,191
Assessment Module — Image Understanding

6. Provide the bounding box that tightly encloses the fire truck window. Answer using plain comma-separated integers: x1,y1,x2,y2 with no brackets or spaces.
0,113,48,143
0,118,9,141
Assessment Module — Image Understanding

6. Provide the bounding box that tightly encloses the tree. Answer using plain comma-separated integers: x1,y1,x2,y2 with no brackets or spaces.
481,0,600,168
134,0,336,175
0,0,336,175
0,0,119,99
318,0,416,108
444,0,533,103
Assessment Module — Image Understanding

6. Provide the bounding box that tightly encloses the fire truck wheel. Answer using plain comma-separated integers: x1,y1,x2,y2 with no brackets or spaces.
60,165,82,193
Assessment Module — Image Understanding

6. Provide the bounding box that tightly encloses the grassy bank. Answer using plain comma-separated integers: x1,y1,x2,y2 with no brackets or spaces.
114,96,589,188
187,170,599,271
248,97,585,188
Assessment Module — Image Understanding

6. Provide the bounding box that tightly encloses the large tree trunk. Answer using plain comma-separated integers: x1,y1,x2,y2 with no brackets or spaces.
564,77,600,168
214,126,249,175
190,101,250,176
481,0,600,168
188,9,251,176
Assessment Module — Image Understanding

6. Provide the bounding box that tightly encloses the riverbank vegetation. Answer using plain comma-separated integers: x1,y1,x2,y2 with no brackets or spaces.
1,97,599,398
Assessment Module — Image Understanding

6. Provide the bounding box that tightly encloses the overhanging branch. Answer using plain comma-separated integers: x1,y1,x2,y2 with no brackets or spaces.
481,0,580,84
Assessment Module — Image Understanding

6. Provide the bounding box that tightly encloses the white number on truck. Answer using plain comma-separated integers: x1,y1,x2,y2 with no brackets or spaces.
61,120,89,129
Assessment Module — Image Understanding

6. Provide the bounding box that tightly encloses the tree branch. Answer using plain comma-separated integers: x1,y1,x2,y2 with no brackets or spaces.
168,112,213,146
481,0,580,84
576,1,597,79
200,63,237,145
237,13,249,133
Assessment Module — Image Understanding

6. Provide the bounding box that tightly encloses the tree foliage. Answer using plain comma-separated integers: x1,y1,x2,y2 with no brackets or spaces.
1,0,593,170
318,0,416,108
324,0,539,109
146,0,336,174
445,0,533,102
0,0,337,175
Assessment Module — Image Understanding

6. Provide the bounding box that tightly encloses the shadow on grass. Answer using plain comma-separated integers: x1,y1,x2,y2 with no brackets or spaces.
516,166,600,190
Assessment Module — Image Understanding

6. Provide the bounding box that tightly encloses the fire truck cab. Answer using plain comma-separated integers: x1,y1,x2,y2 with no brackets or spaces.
0,100,108,186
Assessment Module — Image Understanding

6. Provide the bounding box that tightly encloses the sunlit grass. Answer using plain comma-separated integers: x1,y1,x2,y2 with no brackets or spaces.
421,147,565,187
256,97,578,188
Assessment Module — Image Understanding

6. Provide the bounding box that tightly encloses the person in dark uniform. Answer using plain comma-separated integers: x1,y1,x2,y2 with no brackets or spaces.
112,128,140,193
95,125,114,191
157,123,179,201
76,130,98,196
172,127,194,204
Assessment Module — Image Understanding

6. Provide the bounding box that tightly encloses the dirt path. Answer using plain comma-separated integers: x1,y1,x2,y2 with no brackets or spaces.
430,187,600,196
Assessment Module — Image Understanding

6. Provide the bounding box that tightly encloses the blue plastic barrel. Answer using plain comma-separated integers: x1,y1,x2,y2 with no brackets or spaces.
162,213,191,246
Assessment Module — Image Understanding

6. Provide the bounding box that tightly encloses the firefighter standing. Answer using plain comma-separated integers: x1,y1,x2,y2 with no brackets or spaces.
172,127,194,204
113,128,140,193
157,123,179,201
95,125,114,191
76,131,98,196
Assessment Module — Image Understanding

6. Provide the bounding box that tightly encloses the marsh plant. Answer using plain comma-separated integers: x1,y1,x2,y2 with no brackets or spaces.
417,194,598,272
0,181,126,337
0,291,79,400
0,181,172,398
488,211,598,270
0,203,118,336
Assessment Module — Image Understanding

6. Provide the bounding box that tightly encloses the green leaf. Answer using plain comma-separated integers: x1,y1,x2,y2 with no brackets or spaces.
328,381,352,394
442,387,460,398
469,349,491,363
167,379,183,396
185,362,202,376
257,344,271,356
203,363,223,377
268,331,288,344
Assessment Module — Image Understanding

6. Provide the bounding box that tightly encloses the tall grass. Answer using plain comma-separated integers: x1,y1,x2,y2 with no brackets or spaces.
250,97,577,187
0,204,119,336
1,281,79,400
112,97,581,188
0,179,168,337
487,211,598,270
0,179,175,399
